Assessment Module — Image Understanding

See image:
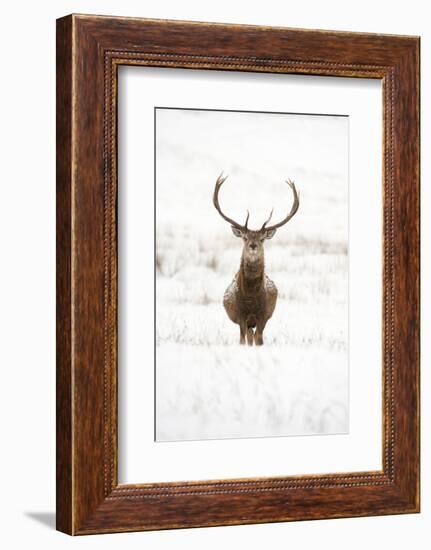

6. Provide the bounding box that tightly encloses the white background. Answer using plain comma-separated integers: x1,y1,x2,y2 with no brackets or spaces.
119,70,381,481
0,1,427,549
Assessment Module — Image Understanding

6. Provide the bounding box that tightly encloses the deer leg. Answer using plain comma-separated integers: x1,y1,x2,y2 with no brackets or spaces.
239,322,247,345
246,327,254,346
254,320,267,346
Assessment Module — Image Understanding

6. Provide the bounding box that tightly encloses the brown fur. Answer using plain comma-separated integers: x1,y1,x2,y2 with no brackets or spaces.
223,230,278,346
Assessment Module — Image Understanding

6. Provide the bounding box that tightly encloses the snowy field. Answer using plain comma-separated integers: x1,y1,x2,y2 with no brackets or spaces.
155,108,349,441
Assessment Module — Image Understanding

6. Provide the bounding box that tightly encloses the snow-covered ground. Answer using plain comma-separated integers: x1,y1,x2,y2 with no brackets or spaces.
155,108,349,441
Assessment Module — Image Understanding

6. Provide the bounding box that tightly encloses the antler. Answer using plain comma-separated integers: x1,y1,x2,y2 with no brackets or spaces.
213,173,249,230
261,179,299,231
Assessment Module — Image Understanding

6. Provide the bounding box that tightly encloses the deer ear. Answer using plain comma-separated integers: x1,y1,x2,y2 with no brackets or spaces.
264,228,277,240
231,226,243,238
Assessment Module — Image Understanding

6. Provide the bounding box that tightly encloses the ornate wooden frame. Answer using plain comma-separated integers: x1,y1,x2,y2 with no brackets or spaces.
56,14,420,535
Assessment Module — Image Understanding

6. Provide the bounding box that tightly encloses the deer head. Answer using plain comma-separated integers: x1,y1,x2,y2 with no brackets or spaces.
213,173,300,265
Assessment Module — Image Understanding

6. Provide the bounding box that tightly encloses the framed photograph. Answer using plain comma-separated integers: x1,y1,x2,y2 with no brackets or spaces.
56,14,420,535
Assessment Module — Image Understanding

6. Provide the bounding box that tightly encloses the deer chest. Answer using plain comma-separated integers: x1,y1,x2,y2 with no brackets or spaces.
238,293,265,315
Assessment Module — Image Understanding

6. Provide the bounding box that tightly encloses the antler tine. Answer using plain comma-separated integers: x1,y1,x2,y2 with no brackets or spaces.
213,172,248,230
261,208,274,231
263,179,300,232
244,210,250,230
215,172,228,188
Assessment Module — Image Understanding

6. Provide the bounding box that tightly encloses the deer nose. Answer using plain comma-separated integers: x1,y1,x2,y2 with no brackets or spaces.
249,243,257,250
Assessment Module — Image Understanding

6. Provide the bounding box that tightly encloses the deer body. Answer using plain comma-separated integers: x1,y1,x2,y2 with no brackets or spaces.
213,174,299,346
223,262,278,346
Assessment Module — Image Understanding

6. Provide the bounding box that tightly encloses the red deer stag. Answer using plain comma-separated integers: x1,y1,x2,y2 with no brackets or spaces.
213,174,299,346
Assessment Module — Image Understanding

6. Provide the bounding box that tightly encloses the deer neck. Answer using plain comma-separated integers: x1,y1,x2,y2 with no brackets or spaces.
239,252,265,294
